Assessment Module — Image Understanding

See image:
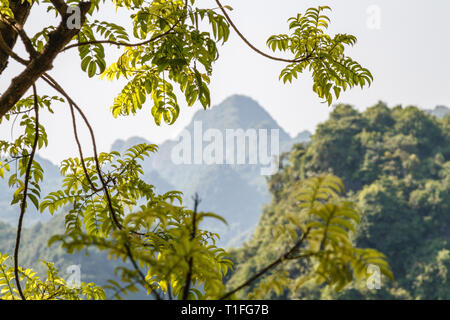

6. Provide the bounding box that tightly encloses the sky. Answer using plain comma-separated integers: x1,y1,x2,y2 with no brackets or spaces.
1,0,449,165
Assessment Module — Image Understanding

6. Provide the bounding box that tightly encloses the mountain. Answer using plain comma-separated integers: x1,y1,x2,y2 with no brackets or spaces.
110,95,310,246
425,105,449,119
0,95,311,246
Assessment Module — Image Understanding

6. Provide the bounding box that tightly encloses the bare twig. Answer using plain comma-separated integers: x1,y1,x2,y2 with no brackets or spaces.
67,99,102,193
40,73,121,229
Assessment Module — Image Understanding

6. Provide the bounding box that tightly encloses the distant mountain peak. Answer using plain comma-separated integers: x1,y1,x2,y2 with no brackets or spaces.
193,94,269,120
189,94,292,142
425,105,449,119
221,94,260,105
293,130,312,142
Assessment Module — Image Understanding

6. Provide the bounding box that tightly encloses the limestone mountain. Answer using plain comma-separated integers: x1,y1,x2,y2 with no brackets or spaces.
110,95,310,246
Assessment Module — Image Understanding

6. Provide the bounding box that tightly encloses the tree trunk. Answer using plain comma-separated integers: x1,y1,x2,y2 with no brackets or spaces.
0,0,32,74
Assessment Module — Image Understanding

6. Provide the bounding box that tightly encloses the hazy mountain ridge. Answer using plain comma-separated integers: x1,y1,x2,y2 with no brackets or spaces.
425,105,449,119
110,95,311,245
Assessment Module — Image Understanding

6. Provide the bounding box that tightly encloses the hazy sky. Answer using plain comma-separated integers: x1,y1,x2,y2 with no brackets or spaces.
1,0,449,164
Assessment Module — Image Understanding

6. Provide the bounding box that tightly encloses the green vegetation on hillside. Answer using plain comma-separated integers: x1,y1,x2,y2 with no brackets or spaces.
227,102,450,299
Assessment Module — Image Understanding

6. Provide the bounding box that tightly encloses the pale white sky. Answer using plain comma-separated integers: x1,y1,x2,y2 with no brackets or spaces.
1,0,449,165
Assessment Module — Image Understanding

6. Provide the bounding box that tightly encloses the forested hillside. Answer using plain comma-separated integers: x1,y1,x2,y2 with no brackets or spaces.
226,102,450,299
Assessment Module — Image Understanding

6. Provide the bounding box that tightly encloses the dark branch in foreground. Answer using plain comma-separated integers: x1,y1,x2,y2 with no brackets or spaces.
219,228,311,300
182,193,201,300
0,0,31,74
0,1,91,119
13,83,40,300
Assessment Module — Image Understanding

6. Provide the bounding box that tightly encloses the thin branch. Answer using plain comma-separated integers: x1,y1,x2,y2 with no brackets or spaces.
40,73,165,302
0,0,31,74
62,31,177,52
13,83,40,300
0,32,29,65
61,4,187,52
67,99,102,193
219,228,311,300
40,73,121,229
124,243,161,300
0,1,91,119
0,13,37,58
182,193,201,300
214,0,310,64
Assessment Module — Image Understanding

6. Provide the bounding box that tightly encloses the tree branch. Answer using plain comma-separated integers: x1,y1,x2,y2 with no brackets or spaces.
13,83,40,300
49,0,69,15
219,228,311,300
124,243,162,300
214,0,310,64
0,1,91,119
0,0,32,74
0,13,38,58
67,99,102,192
0,32,29,65
182,193,201,300
62,30,177,52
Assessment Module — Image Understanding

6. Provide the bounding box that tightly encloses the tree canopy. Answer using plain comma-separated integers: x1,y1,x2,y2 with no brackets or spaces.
228,103,449,299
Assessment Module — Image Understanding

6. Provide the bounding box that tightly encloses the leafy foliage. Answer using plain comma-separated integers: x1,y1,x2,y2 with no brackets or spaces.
100,0,230,125
0,252,105,300
39,143,233,299
267,6,373,105
227,174,392,299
